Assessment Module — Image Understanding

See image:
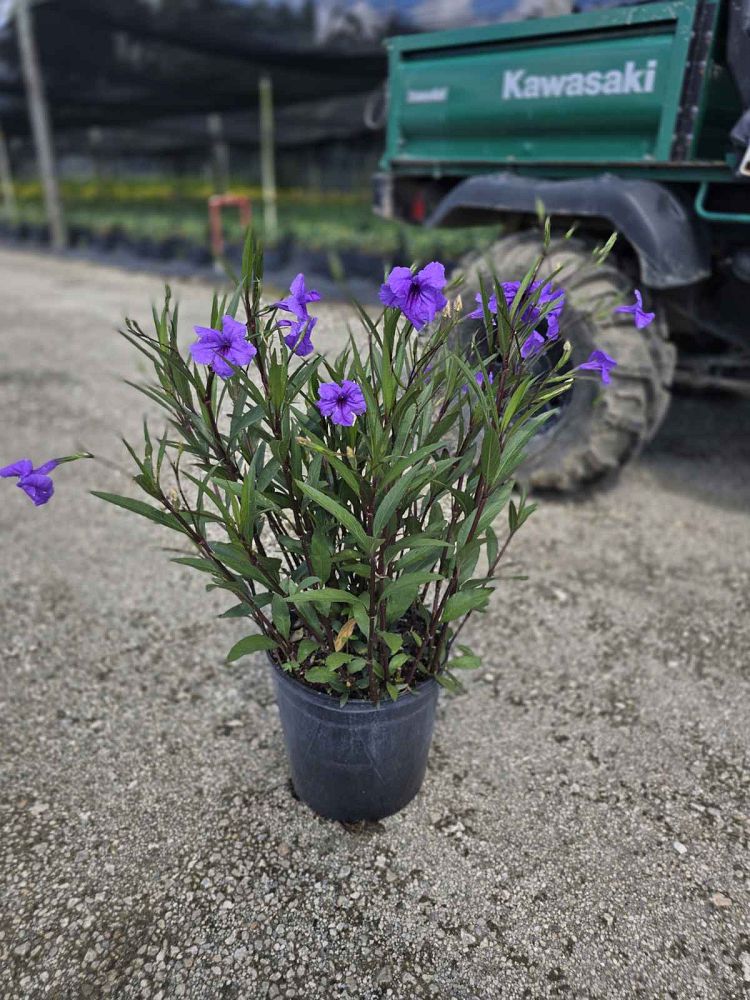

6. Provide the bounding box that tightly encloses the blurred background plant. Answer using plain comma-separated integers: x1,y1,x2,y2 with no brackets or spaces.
8,177,502,263
0,0,563,276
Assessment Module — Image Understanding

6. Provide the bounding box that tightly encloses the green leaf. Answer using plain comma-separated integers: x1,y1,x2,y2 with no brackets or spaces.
480,427,502,481
227,634,278,662
373,464,432,538
92,492,185,532
271,594,291,639
485,528,499,569
435,672,462,693
298,438,363,497
389,652,410,671
325,652,353,669
288,587,366,608
477,482,514,534
210,542,273,587
310,530,332,584
297,638,319,662
441,590,491,622
305,666,338,684
378,631,403,655
448,654,482,670
298,482,371,552
386,682,401,702
352,603,370,637
383,535,450,564
458,542,481,585
379,441,447,491
268,357,287,409
229,404,265,443
219,602,254,618
171,556,217,574
381,571,442,603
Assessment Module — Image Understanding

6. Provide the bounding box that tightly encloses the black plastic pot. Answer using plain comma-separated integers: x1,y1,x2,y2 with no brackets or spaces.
271,660,439,822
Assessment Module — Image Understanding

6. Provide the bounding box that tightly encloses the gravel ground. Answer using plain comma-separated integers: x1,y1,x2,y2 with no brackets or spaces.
0,247,748,999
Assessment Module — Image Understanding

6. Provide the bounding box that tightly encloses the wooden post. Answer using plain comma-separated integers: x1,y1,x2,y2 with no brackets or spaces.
258,74,278,243
15,0,67,248
207,113,230,194
88,126,103,182
0,124,17,222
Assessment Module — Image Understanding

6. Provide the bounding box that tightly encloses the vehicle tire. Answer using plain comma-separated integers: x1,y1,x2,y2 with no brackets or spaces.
452,231,676,491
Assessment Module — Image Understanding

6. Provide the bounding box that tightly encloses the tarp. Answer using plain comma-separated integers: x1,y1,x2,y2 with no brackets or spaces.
0,0,570,146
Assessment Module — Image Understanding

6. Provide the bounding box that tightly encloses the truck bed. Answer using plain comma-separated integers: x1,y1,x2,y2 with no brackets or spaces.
381,0,740,173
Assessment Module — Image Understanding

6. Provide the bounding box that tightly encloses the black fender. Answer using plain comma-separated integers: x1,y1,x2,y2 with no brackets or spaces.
425,172,710,289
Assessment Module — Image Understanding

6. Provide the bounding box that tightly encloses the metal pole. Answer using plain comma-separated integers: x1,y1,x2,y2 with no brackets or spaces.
207,113,230,194
15,0,66,248
0,124,17,222
258,74,278,243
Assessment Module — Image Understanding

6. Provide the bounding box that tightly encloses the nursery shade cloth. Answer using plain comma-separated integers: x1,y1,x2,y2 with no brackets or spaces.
0,0,576,143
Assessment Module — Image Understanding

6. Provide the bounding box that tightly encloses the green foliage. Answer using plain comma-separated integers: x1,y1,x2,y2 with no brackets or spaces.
12,179,500,261
98,226,587,703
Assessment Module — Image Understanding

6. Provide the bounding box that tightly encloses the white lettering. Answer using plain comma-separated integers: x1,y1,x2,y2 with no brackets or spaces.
643,59,657,93
564,72,584,97
602,70,623,94
501,60,658,101
502,69,524,100
622,61,645,93
406,87,449,104
584,71,603,96
538,74,565,97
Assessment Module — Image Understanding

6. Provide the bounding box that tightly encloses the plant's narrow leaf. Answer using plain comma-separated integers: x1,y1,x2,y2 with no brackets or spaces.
227,634,278,661
441,589,492,622
298,482,371,552
271,593,291,639
334,618,357,651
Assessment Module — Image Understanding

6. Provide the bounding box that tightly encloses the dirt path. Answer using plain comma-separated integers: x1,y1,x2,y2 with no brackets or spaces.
1,247,748,999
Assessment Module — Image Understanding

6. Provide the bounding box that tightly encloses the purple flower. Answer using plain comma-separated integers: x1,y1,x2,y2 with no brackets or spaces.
520,331,545,359
317,380,367,426
274,274,320,357
467,292,498,320
579,350,617,384
379,262,447,330
190,315,256,379
274,273,321,321
468,281,565,330
614,290,655,329
0,458,60,506
461,370,495,393
279,315,317,357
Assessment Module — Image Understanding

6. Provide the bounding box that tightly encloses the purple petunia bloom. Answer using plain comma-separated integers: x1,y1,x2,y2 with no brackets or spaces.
579,350,617,384
279,315,317,357
0,457,60,506
520,331,546,359
317,380,367,427
379,262,447,330
614,289,655,329
273,273,321,321
190,315,256,379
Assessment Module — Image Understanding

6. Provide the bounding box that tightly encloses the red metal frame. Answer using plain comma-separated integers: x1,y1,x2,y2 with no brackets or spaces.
208,193,252,257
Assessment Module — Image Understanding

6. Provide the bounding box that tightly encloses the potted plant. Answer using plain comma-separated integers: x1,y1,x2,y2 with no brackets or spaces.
1,229,648,823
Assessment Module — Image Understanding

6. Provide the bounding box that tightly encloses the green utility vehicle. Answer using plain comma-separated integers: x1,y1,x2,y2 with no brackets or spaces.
374,0,750,489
